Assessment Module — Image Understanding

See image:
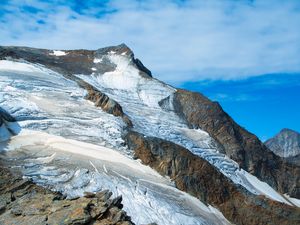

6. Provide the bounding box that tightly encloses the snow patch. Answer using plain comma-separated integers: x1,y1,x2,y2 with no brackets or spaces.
32,153,57,164
0,60,43,73
7,129,161,177
3,129,231,225
284,194,300,207
238,169,292,205
49,50,67,56
78,54,175,108
93,58,102,63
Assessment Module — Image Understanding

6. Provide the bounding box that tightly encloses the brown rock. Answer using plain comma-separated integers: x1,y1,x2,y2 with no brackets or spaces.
170,89,300,198
79,81,133,127
0,163,135,225
125,131,300,225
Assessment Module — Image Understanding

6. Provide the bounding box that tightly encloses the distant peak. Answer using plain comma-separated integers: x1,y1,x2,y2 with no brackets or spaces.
279,128,299,134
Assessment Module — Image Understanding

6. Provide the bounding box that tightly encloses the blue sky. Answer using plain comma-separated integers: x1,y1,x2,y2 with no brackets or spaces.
181,73,300,141
0,0,300,139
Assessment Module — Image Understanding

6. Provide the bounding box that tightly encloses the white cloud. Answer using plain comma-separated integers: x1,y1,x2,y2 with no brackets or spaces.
1,0,300,85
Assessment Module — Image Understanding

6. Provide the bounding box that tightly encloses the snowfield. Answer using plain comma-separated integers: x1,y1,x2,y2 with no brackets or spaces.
49,50,67,56
0,56,299,224
0,59,230,224
77,54,300,206
2,129,231,225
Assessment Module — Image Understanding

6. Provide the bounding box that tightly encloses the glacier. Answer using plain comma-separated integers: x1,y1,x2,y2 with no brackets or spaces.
0,55,299,225
0,59,231,225
76,53,296,205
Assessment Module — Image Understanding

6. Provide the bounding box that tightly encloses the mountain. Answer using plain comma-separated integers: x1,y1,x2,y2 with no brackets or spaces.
0,44,299,225
265,128,300,158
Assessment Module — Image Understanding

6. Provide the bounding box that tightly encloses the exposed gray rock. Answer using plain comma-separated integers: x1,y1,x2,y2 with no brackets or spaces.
265,128,300,158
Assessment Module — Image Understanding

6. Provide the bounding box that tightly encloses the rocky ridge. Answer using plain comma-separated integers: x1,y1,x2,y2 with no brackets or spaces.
160,89,300,198
0,162,134,225
125,131,300,225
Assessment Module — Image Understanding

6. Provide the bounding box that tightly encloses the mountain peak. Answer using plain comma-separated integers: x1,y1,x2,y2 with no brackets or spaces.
265,128,300,158
280,128,299,134
95,43,152,77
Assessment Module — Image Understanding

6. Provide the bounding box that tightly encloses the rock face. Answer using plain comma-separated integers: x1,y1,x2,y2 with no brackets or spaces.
0,107,21,141
265,128,300,158
0,107,16,123
0,163,134,225
169,89,300,198
125,131,300,225
78,81,132,127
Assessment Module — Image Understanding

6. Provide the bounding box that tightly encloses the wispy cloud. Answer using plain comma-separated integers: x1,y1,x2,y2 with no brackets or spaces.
1,0,300,84
210,93,260,102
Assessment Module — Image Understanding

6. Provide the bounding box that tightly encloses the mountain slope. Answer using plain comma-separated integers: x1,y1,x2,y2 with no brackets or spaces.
265,128,300,158
0,58,232,224
125,131,300,225
0,161,134,225
166,89,300,198
1,44,300,224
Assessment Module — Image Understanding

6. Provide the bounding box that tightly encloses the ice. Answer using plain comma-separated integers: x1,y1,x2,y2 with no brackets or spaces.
284,194,300,207
2,130,231,225
0,124,11,141
0,59,231,224
77,54,300,206
0,60,45,73
0,60,126,150
1,58,298,225
93,58,102,63
237,169,292,205
49,50,67,56
78,53,175,108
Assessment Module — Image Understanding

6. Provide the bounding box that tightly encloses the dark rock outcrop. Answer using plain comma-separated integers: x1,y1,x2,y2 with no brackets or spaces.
125,131,300,225
0,46,95,76
0,163,134,225
0,107,21,141
78,81,132,127
169,89,300,198
0,107,16,124
0,44,152,78
265,128,300,158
